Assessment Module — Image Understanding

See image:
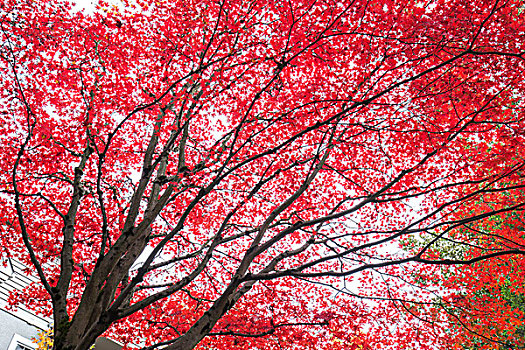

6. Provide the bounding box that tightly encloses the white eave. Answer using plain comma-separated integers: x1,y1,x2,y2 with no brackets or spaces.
0,258,51,330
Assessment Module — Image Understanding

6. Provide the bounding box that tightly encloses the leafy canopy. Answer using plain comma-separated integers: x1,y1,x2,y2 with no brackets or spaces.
1,0,524,349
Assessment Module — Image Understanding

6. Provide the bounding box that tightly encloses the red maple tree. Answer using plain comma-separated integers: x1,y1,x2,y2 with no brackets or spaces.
1,0,524,349
404,119,525,349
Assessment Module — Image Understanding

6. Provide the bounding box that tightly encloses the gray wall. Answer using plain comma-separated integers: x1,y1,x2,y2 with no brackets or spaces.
0,308,41,350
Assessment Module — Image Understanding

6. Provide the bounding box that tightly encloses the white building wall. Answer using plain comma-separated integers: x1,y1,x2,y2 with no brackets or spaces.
0,258,50,350
0,258,122,350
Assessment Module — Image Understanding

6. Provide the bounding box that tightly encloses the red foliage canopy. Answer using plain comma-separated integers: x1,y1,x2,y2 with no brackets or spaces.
0,0,524,349
406,135,525,349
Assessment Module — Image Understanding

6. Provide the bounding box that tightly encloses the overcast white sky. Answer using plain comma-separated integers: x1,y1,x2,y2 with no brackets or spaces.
74,0,120,12
72,0,96,12
73,0,137,14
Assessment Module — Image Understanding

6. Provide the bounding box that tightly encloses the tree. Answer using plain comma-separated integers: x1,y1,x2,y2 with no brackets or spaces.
1,0,525,349
402,191,525,349
404,130,525,349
